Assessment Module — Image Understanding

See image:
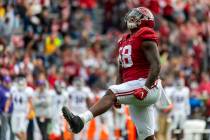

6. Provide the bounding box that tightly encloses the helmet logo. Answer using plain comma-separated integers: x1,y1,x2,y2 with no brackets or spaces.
137,7,154,20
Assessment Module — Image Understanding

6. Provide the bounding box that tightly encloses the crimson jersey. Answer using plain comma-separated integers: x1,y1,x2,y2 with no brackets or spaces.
118,27,158,82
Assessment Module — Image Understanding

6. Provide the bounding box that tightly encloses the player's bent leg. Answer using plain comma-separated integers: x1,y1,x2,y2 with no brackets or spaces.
129,105,156,140
89,89,116,116
110,79,161,107
62,79,161,134
62,89,116,133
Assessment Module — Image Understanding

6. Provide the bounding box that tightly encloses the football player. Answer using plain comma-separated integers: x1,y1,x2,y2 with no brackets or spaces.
168,78,190,139
50,80,68,139
9,75,34,140
67,77,94,140
67,77,93,115
62,7,162,140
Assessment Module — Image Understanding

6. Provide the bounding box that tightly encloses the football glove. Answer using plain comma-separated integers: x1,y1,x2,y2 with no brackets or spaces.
133,86,150,100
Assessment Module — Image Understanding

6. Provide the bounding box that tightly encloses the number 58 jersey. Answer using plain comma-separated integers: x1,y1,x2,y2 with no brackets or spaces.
118,27,158,82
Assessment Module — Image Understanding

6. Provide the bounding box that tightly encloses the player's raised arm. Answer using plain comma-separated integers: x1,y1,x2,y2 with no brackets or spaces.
141,41,161,88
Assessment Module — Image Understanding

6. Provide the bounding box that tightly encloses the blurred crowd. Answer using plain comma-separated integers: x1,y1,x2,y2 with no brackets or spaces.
0,0,210,140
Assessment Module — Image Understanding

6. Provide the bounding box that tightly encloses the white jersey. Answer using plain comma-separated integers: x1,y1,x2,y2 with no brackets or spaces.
10,85,33,114
51,89,68,118
168,86,190,115
67,86,93,114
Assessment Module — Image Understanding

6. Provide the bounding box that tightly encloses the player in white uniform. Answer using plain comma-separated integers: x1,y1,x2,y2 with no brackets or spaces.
67,77,93,115
168,78,190,139
67,77,93,140
9,76,33,140
50,80,68,139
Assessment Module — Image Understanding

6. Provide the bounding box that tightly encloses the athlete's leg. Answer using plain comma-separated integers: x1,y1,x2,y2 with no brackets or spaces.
62,79,143,133
129,105,156,140
64,79,145,124
62,79,160,134
170,112,179,139
127,84,161,140
16,114,28,140
76,89,116,125
62,89,116,133
11,114,23,140
89,90,116,117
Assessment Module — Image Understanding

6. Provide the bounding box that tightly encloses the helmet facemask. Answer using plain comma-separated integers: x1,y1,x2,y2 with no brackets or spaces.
125,9,143,29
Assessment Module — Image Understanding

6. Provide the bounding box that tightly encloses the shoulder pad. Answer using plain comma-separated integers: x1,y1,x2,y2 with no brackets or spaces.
135,27,158,44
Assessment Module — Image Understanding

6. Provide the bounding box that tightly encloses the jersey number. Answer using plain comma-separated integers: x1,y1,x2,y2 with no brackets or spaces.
174,96,184,103
119,45,133,68
14,96,23,104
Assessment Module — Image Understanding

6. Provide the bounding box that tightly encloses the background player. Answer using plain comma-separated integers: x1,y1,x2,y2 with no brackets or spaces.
62,7,162,140
50,80,68,140
67,77,94,140
8,75,33,140
67,77,93,115
168,78,190,139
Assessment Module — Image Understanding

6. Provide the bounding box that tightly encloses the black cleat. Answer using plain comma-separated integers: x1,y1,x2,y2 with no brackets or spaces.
62,106,84,133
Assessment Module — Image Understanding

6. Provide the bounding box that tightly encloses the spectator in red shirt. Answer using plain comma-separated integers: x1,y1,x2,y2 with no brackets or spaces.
47,65,58,88
197,73,210,94
163,1,174,22
148,0,160,15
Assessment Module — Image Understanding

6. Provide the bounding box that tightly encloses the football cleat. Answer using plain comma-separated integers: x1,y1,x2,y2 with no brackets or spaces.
62,106,84,133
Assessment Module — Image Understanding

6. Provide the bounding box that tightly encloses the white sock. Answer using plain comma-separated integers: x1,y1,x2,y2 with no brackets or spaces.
79,110,94,124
